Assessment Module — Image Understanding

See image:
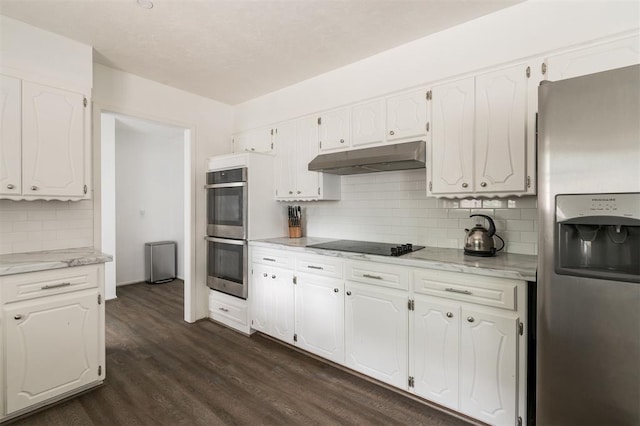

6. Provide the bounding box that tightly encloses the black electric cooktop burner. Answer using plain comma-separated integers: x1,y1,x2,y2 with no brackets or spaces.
306,239,424,257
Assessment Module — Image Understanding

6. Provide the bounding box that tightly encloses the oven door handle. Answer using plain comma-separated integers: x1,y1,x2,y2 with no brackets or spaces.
204,182,247,189
205,236,246,246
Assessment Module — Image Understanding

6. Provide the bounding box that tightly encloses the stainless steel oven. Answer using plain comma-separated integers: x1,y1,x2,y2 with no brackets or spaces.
206,167,247,240
205,236,248,299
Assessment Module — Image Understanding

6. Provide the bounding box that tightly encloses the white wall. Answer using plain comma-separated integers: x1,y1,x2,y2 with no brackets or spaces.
114,122,184,285
92,63,233,321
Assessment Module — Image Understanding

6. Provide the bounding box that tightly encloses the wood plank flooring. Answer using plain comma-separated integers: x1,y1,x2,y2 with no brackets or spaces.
10,280,474,426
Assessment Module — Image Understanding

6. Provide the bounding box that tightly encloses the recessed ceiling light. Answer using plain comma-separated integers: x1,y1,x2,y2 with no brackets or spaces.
136,0,154,9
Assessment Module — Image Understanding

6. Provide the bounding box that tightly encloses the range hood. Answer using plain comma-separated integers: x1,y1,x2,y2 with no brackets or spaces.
308,141,426,175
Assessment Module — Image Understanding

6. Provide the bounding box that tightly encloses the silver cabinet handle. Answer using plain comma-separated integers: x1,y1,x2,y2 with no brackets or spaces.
480,182,487,187
14,314,23,320
363,273,382,280
218,307,229,313
271,275,276,279
389,130,395,136
467,316,475,323
307,265,324,270
7,184,14,189
263,257,276,262
445,287,472,295
346,291,352,296
31,185,38,191
42,282,71,290
334,288,339,293
297,190,301,194
340,139,344,143
289,191,293,194
263,273,268,277
446,312,453,318
461,183,468,188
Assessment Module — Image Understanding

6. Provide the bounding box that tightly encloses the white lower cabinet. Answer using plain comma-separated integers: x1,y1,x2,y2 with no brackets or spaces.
459,307,518,426
0,264,105,421
410,296,459,409
344,281,408,389
294,273,344,364
4,290,101,414
249,246,528,426
251,263,295,344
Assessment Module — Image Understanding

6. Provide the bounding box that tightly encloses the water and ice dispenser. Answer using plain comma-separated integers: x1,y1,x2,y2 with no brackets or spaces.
555,193,640,283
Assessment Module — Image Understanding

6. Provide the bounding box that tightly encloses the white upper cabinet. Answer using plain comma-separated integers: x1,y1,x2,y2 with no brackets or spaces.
233,126,274,153
2,77,89,200
351,99,385,147
386,89,428,142
0,75,21,196
318,108,350,152
430,77,475,194
21,81,86,198
475,65,528,194
274,115,340,201
429,63,536,198
546,34,640,81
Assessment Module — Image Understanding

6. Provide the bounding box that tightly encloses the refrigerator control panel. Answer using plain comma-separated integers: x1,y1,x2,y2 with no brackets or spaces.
556,192,640,221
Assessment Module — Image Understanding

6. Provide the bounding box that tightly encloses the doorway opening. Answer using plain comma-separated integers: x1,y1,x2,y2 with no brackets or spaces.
99,111,193,321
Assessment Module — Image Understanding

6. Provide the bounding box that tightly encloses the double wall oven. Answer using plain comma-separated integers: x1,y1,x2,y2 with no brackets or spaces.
206,167,249,299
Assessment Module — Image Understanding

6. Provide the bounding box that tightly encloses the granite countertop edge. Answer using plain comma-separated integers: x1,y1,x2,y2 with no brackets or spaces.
0,248,113,276
251,237,537,282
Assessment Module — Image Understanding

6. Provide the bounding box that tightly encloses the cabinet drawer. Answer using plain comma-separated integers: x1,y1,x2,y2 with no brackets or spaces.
412,268,518,310
251,248,294,269
1,265,100,303
296,254,343,278
209,292,248,326
346,260,409,290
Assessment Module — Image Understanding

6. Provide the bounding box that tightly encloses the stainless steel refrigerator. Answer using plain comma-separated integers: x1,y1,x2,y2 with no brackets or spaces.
537,64,640,425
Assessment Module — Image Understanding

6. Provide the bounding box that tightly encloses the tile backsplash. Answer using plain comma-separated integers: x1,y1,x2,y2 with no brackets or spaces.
0,200,94,255
304,169,538,255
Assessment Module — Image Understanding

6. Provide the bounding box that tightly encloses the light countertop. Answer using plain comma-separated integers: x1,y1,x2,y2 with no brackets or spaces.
0,248,113,276
251,237,537,282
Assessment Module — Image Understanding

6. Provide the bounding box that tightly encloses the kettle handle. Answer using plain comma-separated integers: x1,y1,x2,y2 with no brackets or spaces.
495,234,505,252
470,214,496,237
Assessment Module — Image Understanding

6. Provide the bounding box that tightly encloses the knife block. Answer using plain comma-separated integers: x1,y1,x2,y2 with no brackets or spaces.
288,225,302,238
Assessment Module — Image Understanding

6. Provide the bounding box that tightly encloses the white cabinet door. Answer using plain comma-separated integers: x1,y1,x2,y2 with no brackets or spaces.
345,282,408,389
294,116,320,198
459,308,518,426
22,81,85,198
318,108,350,152
386,89,427,142
4,289,101,414
0,75,21,196
352,99,384,147
411,296,459,409
546,34,640,81
233,127,273,153
251,264,294,344
250,263,273,334
274,121,296,199
475,65,528,194
295,273,344,364
430,78,474,194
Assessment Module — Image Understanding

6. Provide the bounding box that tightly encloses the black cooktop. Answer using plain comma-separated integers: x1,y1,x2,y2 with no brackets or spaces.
306,239,424,257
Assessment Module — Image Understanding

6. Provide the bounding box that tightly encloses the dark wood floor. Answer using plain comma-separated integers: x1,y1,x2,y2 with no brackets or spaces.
11,280,473,426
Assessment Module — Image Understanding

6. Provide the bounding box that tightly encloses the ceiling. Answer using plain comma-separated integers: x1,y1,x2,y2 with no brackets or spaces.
0,0,523,105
